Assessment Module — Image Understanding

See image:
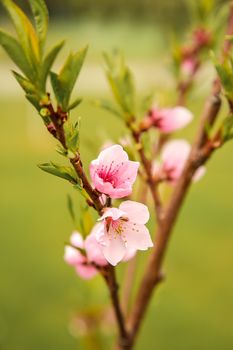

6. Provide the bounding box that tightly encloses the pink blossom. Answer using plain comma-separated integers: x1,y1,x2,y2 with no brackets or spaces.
149,106,193,133
154,139,206,184
181,57,197,76
64,228,107,280
94,201,153,266
90,145,139,199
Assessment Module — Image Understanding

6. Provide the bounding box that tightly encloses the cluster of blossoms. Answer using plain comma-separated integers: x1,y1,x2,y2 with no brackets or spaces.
64,107,205,279
65,145,153,278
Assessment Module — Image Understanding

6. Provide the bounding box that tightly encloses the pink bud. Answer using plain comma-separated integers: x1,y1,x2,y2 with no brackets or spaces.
150,106,193,133
64,246,85,266
64,228,108,280
154,139,206,184
181,57,197,76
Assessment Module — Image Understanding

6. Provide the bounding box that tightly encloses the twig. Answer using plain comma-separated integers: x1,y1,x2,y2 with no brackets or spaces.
129,126,164,223
122,257,137,318
101,266,130,350
127,93,222,346
125,4,233,345
41,98,129,348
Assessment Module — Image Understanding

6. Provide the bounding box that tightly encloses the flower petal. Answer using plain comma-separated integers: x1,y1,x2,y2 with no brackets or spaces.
75,264,98,280
119,200,150,224
98,144,128,166
159,106,193,133
99,207,125,221
123,222,153,250
122,247,136,262
85,226,107,266
64,246,85,266
117,160,139,183
161,139,190,182
101,231,126,266
70,231,84,249
193,165,206,182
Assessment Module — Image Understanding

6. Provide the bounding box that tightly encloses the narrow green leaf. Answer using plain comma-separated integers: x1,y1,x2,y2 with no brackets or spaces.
140,90,155,115
2,0,40,65
50,71,63,105
0,29,33,79
51,46,88,111
40,40,64,91
104,51,135,116
81,207,94,237
28,0,49,53
73,184,90,201
25,93,41,110
92,98,122,118
12,71,42,110
56,144,68,157
68,97,82,111
12,70,37,94
67,194,76,224
63,120,80,153
38,162,77,183
222,114,233,142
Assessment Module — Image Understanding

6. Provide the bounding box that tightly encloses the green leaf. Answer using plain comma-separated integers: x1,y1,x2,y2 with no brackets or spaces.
28,0,49,53
63,119,80,153
222,114,233,142
38,162,78,183
92,98,122,118
80,206,94,237
40,40,64,91
50,71,62,103
50,46,88,111
56,144,68,157
12,70,37,94
12,71,42,110
68,97,82,111
0,29,33,79
139,90,155,115
2,0,40,66
25,93,41,110
67,194,76,224
104,51,135,117
73,184,90,201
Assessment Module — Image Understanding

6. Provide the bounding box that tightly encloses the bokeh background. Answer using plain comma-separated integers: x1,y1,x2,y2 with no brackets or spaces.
0,0,233,349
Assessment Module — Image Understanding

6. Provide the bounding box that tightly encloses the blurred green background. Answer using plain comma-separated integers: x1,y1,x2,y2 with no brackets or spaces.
0,0,233,349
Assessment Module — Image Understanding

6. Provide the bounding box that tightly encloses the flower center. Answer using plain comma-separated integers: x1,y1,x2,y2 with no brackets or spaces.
105,217,128,242
97,161,124,187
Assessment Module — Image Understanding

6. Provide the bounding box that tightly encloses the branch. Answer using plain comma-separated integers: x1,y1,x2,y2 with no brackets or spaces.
127,93,221,346
101,265,130,350
126,4,233,344
41,98,129,347
129,125,164,222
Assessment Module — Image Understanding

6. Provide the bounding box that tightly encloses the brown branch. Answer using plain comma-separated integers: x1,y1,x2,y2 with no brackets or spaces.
70,155,103,214
41,98,129,346
101,265,130,350
130,127,164,222
125,4,233,345
127,94,221,347
122,257,137,319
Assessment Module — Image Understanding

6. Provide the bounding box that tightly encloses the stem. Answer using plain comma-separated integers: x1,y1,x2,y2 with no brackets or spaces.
125,4,233,345
70,155,103,214
101,266,130,350
41,98,129,346
127,94,221,346
130,128,163,222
